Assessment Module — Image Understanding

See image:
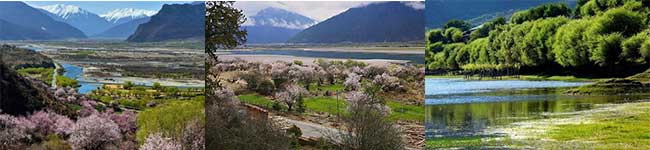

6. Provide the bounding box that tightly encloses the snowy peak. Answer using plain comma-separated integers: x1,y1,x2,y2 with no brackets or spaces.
248,7,316,29
39,4,90,20
101,8,157,24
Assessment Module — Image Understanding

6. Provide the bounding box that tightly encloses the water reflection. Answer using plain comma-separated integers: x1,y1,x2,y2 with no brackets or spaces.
425,78,648,138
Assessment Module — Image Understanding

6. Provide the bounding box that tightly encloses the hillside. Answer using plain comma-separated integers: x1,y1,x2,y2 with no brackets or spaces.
425,0,574,28
0,45,54,69
0,46,73,116
287,2,424,43
126,3,205,42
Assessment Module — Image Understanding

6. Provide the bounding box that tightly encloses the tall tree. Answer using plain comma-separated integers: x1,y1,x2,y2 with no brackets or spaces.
205,1,247,61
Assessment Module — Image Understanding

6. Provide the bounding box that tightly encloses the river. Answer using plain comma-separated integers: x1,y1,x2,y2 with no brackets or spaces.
224,49,425,64
61,63,101,94
425,78,650,138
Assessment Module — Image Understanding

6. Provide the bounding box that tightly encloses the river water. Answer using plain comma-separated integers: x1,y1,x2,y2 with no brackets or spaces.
425,78,649,138
61,63,101,94
225,49,425,64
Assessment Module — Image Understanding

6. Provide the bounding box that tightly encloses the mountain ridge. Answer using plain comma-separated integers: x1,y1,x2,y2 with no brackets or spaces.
287,2,424,43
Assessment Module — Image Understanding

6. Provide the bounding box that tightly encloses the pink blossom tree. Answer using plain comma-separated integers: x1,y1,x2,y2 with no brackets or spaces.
372,73,401,91
68,114,121,150
140,133,182,150
344,73,361,91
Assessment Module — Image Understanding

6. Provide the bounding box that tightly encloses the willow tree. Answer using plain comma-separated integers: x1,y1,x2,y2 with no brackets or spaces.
205,1,247,61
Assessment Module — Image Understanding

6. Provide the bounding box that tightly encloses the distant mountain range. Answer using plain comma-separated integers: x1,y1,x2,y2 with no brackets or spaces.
93,17,151,39
0,1,86,40
287,2,425,43
244,7,316,44
127,3,205,42
101,8,157,25
37,4,157,38
425,0,575,28
38,4,113,36
0,1,200,41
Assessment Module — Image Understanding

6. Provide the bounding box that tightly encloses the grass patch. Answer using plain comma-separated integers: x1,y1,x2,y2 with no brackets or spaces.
425,136,483,149
238,93,277,109
304,96,348,116
386,101,424,122
56,75,79,88
548,105,650,149
17,67,54,85
566,78,650,95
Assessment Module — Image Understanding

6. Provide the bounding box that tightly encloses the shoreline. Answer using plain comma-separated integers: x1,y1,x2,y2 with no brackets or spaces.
216,47,425,54
218,54,412,65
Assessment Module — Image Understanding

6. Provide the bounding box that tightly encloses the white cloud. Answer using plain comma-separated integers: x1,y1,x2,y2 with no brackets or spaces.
402,1,424,10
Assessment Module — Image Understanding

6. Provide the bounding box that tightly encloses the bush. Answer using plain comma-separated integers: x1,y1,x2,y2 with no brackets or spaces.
136,100,204,144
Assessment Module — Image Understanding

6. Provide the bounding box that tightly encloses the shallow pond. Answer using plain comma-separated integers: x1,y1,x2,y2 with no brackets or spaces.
425,78,649,138
226,49,425,64
61,63,101,94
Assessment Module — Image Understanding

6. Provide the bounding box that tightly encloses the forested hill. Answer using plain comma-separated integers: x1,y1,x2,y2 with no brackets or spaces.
425,0,576,29
287,2,424,43
426,0,650,77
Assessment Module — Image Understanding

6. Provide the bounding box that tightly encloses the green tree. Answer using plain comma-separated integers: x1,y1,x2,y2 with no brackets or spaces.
591,33,624,67
470,17,506,41
510,3,570,24
205,1,247,61
444,27,464,43
621,30,650,63
641,39,650,64
552,19,594,67
589,8,645,37
152,82,162,90
444,20,472,31
124,81,134,90
426,29,445,44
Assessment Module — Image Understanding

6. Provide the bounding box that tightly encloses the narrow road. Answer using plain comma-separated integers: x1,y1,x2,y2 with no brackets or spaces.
280,117,343,140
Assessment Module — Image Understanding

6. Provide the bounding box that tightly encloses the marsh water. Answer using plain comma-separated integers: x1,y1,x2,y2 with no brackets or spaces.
226,49,425,64
425,78,649,138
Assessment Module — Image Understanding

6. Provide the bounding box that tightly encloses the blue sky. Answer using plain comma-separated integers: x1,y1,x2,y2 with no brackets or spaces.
25,1,192,15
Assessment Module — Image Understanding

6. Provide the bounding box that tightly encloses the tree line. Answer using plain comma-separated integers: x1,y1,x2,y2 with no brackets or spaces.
426,0,650,77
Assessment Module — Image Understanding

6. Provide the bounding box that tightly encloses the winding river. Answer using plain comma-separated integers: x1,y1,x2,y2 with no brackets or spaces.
61,63,101,94
425,78,649,138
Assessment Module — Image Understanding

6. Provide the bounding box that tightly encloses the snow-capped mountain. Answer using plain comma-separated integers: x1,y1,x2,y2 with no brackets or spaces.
243,7,316,43
39,4,90,20
38,4,111,36
248,7,316,29
101,8,157,25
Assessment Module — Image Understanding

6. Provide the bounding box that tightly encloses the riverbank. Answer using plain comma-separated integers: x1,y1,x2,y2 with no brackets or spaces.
425,75,603,82
218,54,411,65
